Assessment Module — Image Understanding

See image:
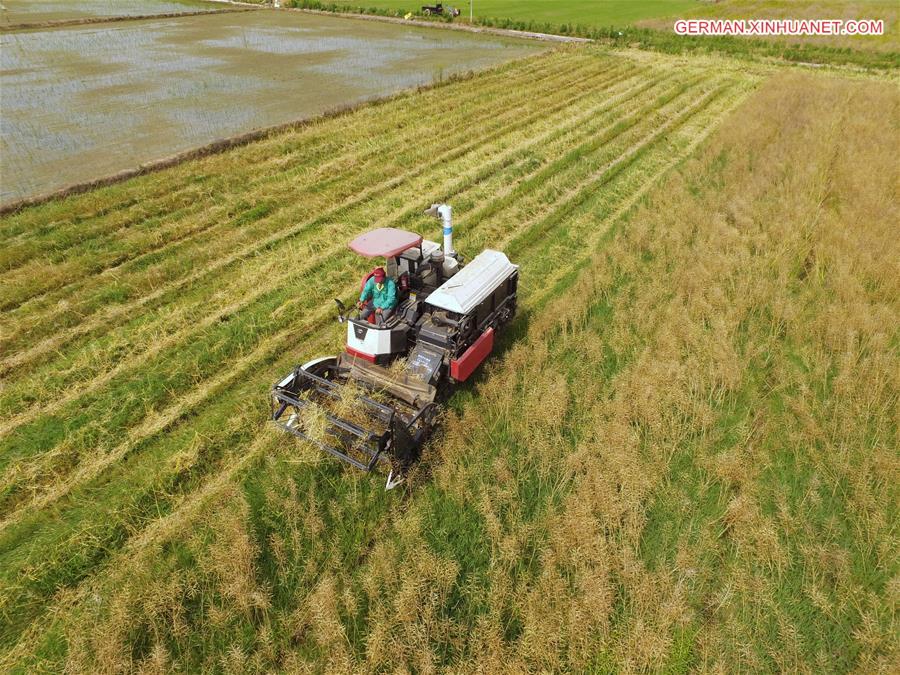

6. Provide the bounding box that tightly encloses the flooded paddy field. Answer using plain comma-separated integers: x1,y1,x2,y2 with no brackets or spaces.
1,0,217,25
0,9,545,204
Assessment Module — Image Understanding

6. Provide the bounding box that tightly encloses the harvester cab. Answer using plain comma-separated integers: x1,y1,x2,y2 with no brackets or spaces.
271,204,518,488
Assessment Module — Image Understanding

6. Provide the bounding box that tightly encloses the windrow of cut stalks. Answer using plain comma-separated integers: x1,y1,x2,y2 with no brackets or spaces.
295,379,391,449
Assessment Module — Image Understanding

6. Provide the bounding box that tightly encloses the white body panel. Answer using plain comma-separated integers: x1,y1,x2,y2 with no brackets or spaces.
347,320,394,356
426,249,517,315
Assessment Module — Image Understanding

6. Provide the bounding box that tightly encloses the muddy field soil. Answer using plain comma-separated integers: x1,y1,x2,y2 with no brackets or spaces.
0,9,544,204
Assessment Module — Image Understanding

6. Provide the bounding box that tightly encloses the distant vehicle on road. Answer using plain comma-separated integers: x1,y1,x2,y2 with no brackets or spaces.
421,4,460,17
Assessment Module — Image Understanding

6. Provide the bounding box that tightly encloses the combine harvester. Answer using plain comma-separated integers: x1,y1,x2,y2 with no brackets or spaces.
271,204,518,488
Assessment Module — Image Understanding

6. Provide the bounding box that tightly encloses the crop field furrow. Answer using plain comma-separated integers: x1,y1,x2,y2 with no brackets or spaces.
448,73,714,228
0,52,598,284
502,81,737,259
0,58,615,312
450,85,718,266
0,66,740,636
0,50,576,248
0,66,700,492
0,58,644,369
473,76,717,248
392,74,680,236
514,87,754,302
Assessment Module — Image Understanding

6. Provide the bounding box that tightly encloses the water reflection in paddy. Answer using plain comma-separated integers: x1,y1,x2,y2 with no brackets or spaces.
0,10,545,203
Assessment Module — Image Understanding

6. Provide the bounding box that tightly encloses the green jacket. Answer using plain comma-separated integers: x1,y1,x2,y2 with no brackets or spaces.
360,277,397,310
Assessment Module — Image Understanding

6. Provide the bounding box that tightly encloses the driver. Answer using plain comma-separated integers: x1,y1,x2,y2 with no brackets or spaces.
357,266,397,327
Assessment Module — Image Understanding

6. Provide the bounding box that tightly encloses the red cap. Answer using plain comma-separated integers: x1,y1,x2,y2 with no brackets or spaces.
373,267,386,281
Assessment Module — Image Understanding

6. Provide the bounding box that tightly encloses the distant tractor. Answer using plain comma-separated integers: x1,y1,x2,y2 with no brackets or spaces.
271,204,518,488
421,3,460,17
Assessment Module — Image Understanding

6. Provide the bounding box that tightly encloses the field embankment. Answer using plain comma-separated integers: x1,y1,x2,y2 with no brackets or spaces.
0,8,251,33
0,46,896,670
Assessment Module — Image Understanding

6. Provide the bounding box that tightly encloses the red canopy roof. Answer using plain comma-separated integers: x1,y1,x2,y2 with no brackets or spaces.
348,228,423,258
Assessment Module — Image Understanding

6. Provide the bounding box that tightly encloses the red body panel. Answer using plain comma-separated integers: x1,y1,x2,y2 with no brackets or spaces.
450,328,494,382
345,347,376,363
